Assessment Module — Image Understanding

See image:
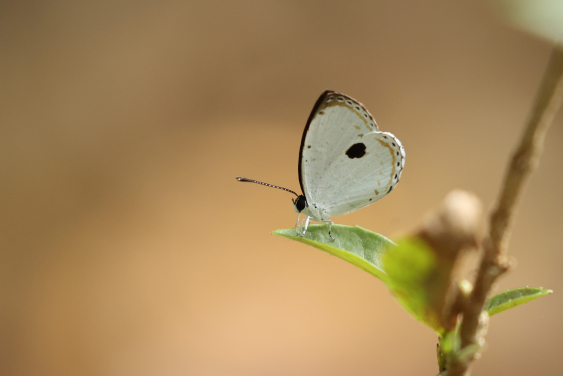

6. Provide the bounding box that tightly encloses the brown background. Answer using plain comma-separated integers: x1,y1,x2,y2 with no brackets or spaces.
1,1,562,375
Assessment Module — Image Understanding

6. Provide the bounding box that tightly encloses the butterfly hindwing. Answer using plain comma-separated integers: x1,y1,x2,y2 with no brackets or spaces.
316,132,405,217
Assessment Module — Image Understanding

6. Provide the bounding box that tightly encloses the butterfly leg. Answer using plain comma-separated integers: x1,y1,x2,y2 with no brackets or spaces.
327,220,334,240
296,214,307,236
302,216,311,237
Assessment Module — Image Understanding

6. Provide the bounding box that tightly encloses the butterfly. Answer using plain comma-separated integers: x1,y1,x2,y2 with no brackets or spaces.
237,90,405,239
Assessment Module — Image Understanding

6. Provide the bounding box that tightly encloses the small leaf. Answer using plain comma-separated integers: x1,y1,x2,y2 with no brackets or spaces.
456,344,481,363
382,237,448,334
273,224,394,282
485,287,553,316
439,331,458,355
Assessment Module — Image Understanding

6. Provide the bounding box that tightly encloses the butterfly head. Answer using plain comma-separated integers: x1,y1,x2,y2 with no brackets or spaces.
293,195,307,213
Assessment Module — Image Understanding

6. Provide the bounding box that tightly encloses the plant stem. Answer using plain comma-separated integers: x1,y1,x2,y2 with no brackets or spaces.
448,43,563,376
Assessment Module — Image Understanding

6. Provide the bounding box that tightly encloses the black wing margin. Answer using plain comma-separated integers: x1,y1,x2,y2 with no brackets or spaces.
297,90,334,195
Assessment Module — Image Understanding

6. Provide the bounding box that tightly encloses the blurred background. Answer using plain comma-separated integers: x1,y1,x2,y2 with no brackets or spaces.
1,1,562,375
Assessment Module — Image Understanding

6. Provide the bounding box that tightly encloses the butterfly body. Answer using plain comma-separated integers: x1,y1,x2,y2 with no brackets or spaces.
293,195,330,223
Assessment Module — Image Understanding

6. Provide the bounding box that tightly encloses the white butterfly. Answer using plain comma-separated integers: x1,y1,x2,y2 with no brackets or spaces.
237,90,405,239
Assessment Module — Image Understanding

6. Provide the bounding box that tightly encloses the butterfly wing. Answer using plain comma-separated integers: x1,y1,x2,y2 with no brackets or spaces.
299,91,405,218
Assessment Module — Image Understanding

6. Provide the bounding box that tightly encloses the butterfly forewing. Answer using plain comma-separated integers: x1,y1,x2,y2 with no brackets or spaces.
299,90,405,218
299,91,379,202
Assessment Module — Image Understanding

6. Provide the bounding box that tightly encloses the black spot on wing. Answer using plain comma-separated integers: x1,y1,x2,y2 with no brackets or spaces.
345,143,366,159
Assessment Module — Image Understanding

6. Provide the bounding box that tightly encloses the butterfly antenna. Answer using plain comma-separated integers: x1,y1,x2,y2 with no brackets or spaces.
236,177,299,197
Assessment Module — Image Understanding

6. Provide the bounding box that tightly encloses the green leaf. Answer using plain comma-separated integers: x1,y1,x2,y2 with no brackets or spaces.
273,224,394,282
492,0,563,41
274,227,456,335
485,287,553,317
382,237,447,334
